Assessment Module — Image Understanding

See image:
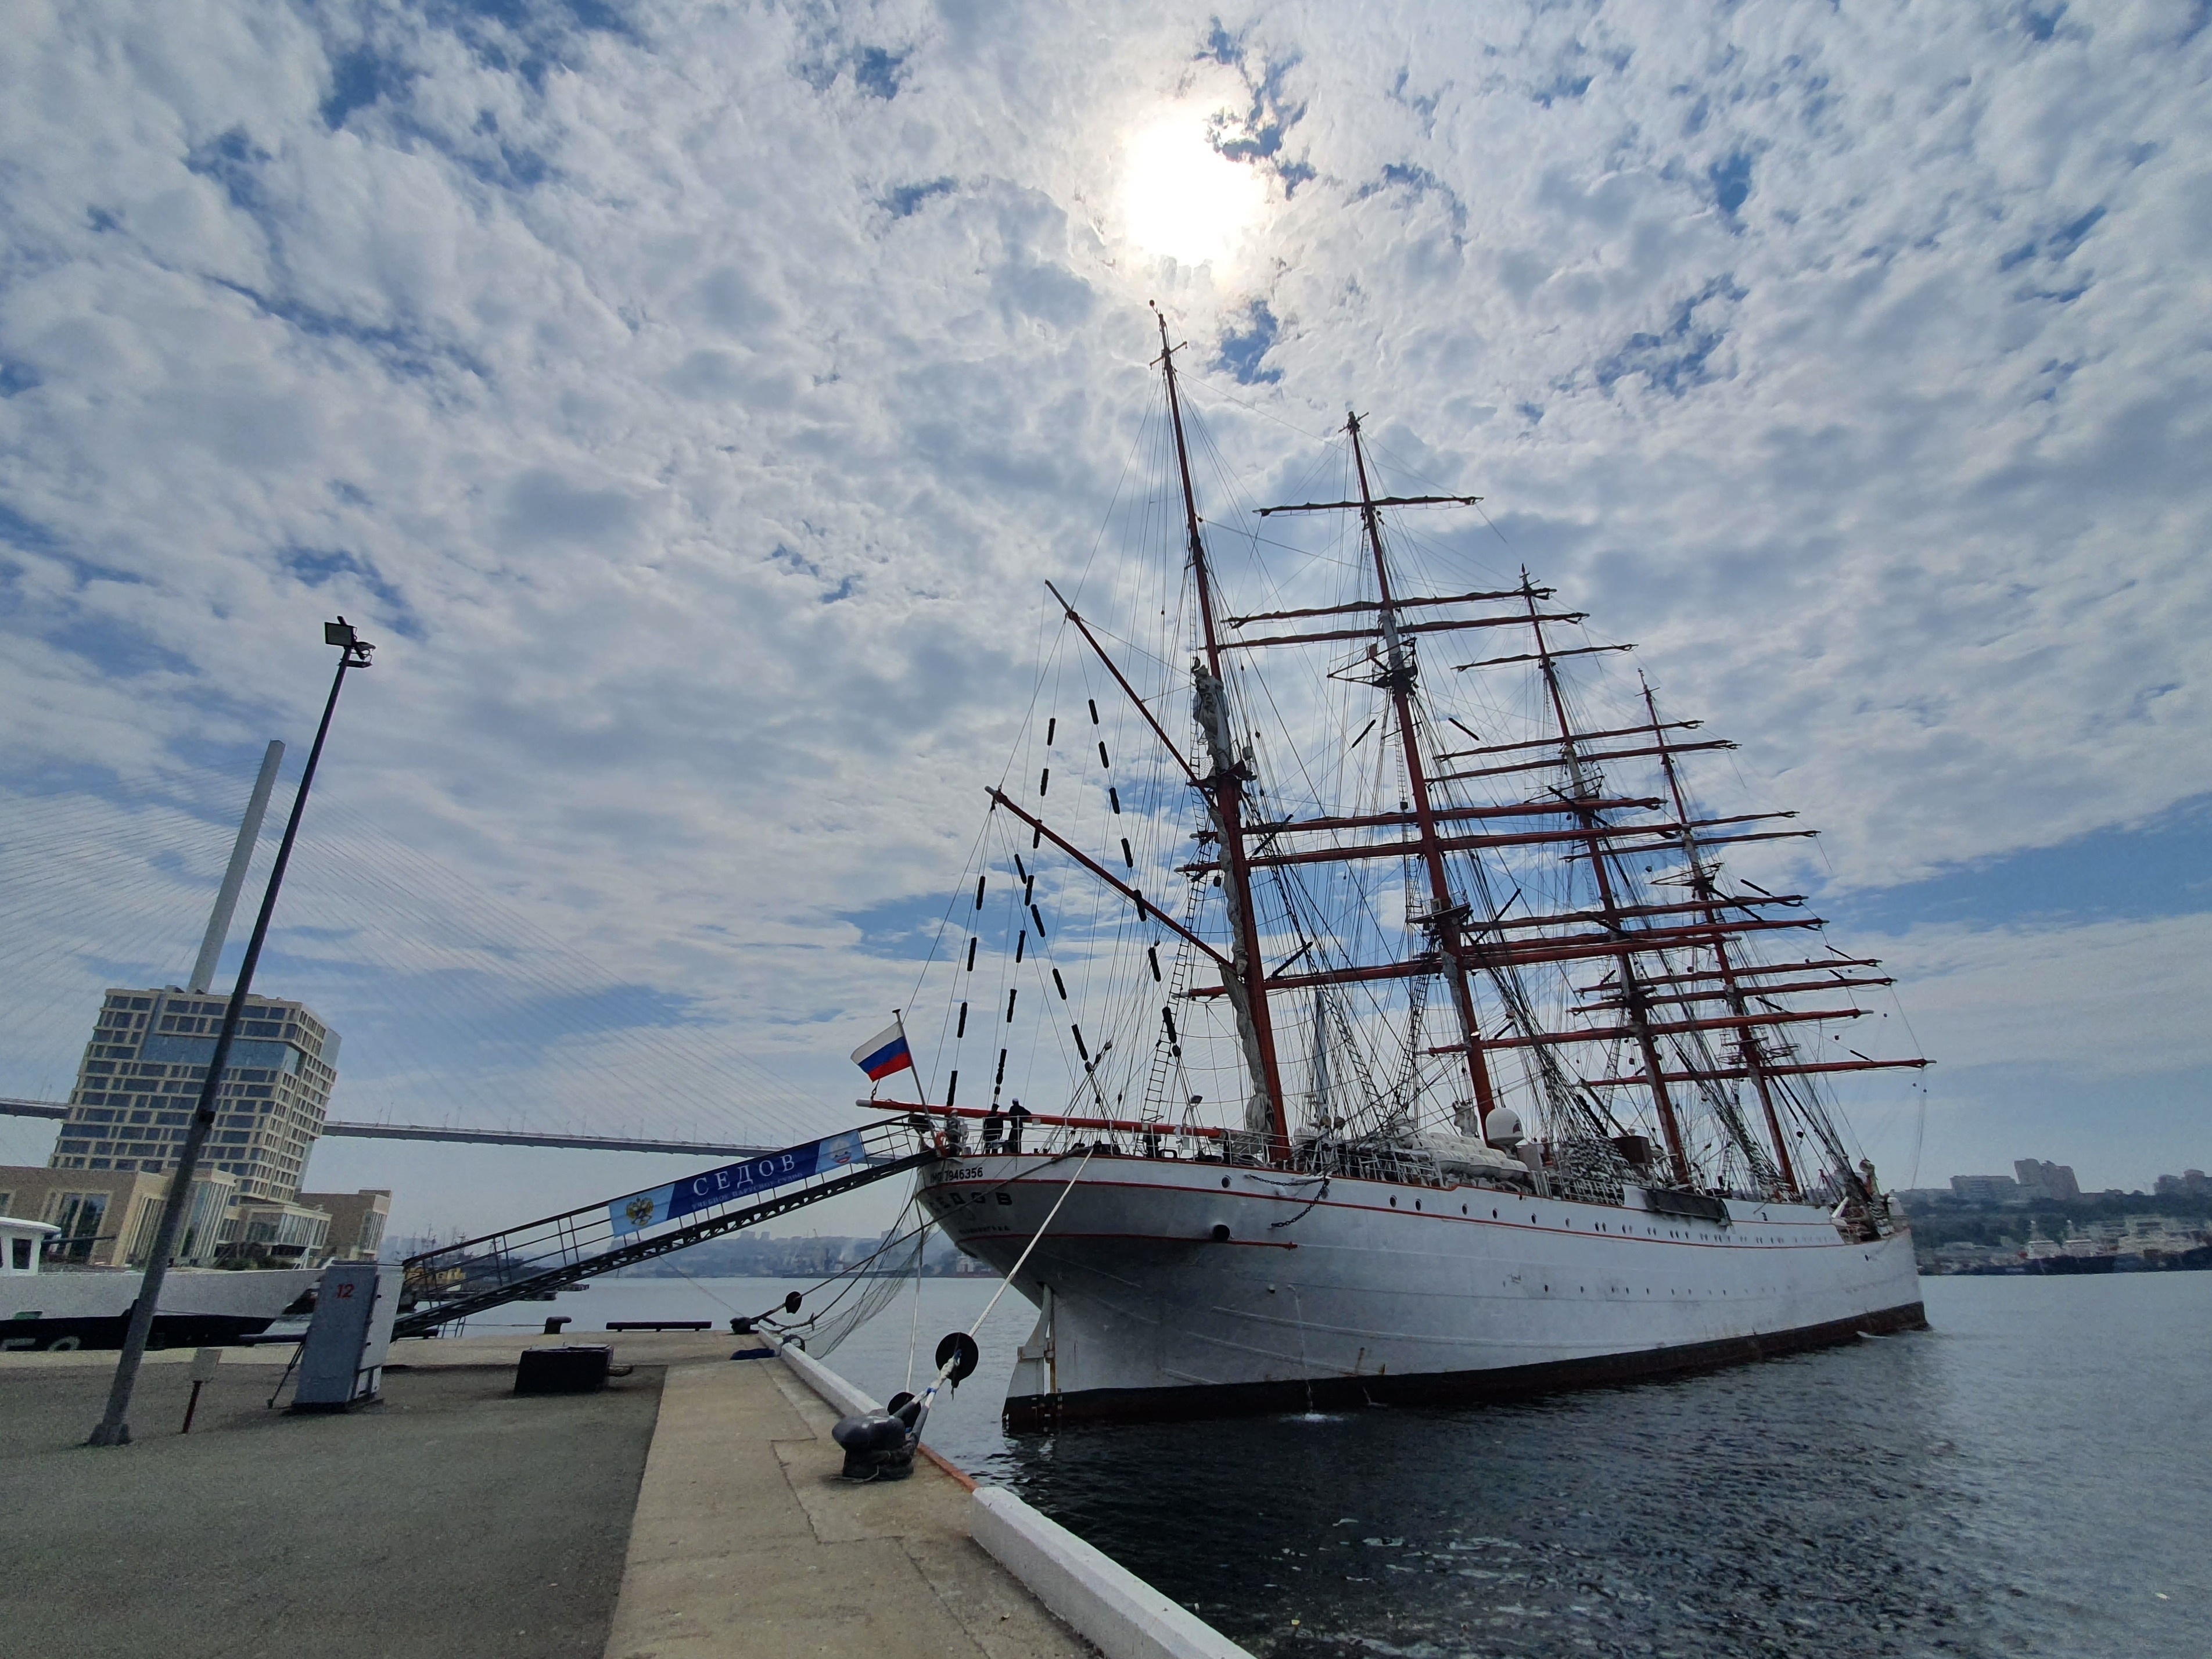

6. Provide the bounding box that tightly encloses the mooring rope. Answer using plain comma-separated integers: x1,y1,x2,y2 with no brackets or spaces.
910,1144,1097,1427
903,1212,931,1392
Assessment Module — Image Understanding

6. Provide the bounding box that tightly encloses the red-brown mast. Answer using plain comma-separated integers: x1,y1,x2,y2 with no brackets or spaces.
1345,413,1502,1134
1155,308,1290,1155
1522,576,1693,1186
1642,677,1799,1194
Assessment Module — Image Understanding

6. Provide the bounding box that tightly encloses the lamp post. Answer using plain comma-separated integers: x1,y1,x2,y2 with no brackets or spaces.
88,619,374,1446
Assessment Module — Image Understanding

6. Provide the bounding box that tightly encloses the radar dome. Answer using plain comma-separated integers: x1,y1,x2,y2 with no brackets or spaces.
1483,1106,1524,1148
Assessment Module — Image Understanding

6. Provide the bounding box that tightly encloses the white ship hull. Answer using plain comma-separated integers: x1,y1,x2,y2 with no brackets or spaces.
920,1152,1924,1428
0,1266,321,1351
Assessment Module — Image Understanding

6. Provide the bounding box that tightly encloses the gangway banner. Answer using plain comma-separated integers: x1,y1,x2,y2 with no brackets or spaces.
609,1129,871,1236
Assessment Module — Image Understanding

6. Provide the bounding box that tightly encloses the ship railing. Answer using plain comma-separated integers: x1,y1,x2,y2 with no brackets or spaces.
1548,1136,1632,1206
1049,1120,1657,1203
1308,1131,1634,1206
1295,1137,1541,1196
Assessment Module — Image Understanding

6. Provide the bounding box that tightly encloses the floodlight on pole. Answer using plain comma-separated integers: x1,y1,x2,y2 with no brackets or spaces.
88,617,375,1448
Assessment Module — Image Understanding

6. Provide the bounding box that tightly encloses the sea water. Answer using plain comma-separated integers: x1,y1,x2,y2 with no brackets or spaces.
508,1270,2211,1657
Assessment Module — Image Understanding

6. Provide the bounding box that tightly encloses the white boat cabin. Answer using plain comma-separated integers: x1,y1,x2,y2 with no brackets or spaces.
1,1215,59,1274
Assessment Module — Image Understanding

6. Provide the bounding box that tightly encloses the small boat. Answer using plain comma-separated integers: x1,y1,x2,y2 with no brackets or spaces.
0,1213,318,1351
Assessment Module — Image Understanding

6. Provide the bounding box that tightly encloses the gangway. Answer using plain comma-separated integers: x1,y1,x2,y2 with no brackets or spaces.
393,1121,932,1338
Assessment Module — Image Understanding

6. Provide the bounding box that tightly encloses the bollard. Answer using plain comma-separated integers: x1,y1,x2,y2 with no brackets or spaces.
181,1348,222,1434
544,1315,572,1335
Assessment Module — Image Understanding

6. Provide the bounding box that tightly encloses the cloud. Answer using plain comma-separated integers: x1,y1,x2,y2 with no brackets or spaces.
1214,298,1281,383
1887,913,2212,1079
1863,910,2212,1188
1,0,2208,1226
497,466,644,548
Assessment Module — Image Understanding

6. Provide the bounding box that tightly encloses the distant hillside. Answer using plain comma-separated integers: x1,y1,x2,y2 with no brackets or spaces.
611,1230,976,1279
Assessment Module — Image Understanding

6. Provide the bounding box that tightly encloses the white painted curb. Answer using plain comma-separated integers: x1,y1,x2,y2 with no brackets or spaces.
763,1333,880,1420
764,1338,1248,1659
971,1485,1253,1659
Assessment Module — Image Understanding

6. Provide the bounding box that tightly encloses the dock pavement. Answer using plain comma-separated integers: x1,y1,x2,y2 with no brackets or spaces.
0,1331,1093,1659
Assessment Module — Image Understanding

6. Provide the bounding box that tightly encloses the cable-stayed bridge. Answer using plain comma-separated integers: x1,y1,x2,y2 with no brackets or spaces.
0,1097,770,1159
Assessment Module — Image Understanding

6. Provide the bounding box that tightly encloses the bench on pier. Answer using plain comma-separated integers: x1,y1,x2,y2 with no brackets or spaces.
604,1320,714,1332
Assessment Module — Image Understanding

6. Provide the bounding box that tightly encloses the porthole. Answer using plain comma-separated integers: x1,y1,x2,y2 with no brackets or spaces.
1414,1200,1421,1211
1221,1177,1230,1189
1389,1196,1397,1208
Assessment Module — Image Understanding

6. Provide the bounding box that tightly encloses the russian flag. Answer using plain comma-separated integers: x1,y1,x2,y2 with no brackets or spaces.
850,1018,914,1083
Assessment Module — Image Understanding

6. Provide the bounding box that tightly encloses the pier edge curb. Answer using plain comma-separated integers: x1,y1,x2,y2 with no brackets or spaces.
771,1333,879,1419
969,1485,1254,1659
767,1333,1252,1659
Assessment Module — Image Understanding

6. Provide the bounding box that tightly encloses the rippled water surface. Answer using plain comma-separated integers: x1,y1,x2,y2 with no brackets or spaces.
574,1270,2208,1657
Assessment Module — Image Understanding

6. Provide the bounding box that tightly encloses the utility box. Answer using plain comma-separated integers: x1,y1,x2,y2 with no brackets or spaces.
293,1261,401,1411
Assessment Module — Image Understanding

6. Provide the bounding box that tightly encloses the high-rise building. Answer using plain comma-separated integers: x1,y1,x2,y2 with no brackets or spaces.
47,988,340,1205
2014,1158,2082,1201
1949,1173,2021,1203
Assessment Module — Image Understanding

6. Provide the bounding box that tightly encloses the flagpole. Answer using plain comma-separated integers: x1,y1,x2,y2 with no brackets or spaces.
852,1012,917,1103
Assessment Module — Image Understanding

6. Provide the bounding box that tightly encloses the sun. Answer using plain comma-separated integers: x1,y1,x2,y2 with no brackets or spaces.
1120,113,1269,270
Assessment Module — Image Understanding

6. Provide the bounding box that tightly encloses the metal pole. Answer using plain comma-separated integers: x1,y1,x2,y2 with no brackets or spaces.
189,741,286,993
89,620,372,1446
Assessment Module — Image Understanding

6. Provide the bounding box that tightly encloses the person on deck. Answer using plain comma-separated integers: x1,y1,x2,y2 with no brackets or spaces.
982,1105,1006,1154
1008,1099,1031,1155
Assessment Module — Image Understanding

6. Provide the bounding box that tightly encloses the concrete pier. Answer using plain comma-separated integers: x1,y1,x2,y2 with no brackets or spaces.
604,1347,1087,1659
0,1334,1090,1659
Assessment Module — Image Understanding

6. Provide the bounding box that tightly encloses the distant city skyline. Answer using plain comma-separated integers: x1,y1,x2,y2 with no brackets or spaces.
1898,1157,2209,1203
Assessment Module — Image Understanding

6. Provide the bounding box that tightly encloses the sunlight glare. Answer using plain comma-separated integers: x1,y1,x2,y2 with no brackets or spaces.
1121,116,1267,268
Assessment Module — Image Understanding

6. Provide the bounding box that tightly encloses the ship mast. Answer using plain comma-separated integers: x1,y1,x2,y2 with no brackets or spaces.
916,363,1927,1195
1642,676,1799,1194
1522,575,1693,1186
1156,309,1290,1155
1345,415,1502,1135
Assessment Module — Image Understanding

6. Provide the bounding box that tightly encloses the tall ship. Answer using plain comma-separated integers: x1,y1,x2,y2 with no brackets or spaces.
890,313,1928,1429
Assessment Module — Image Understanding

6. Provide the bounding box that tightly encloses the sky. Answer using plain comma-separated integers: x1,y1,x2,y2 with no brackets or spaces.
1,0,2208,1240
